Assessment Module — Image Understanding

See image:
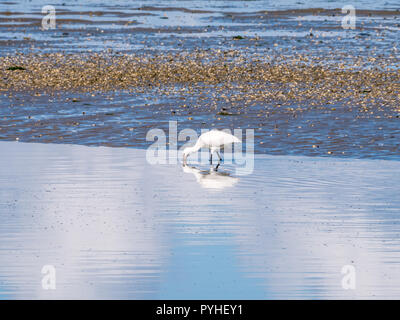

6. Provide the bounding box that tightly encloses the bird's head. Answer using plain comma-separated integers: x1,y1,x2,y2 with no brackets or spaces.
182,148,190,166
182,147,195,166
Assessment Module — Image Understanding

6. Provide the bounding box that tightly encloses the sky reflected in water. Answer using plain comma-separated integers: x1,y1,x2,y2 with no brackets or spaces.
0,141,400,299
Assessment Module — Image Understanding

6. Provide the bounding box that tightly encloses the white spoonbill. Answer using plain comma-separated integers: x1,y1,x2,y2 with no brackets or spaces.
182,130,241,165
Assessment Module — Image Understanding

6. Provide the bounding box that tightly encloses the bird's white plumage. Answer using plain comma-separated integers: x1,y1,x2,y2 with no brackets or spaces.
182,130,241,165
195,130,241,150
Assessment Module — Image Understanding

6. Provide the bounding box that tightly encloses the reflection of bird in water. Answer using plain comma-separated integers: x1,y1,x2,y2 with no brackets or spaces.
183,165,239,189
182,130,241,166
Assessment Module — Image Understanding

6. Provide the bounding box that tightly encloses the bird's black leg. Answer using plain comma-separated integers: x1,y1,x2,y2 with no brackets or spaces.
209,151,213,164
216,151,222,163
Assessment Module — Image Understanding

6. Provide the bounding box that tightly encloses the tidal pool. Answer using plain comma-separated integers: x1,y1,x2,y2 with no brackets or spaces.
0,141,399,299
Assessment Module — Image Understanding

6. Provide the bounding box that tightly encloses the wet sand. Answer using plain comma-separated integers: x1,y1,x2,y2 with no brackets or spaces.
1,76,399,159
0,141,399,299
0,1,399,159
1,6,399,56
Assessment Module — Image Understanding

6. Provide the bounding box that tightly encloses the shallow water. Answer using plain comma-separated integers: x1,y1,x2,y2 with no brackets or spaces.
0,141,399,299
1,0,399,160
1,0,399,300
0,0,399,56
2,89,399,160
1,1,399,160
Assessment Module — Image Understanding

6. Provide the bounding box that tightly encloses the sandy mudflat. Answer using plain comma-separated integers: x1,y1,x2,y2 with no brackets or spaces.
1,50,399,159
0,141,399,299
1,1,399,159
